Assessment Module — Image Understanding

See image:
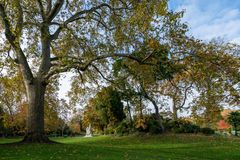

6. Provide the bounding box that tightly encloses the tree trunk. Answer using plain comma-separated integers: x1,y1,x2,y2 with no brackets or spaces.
62,127,64,137
22,78,50,143
234,125,238,136
147,96,165,132
172,101,178,121
147,96,164,132
152,103,164,132
78,121,82,133
127,100,133,126
139,95,143,117
140,85,165,132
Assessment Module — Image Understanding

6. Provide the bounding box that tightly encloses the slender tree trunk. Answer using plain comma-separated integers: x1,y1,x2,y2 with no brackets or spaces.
152,101,164,132
22,78,49,143
140,84,165,132
78,121,82,133
145,95,164,132
139,95,143,117
234,125,238,136
126,100,133,126
62,126,64,137
172,100,178,121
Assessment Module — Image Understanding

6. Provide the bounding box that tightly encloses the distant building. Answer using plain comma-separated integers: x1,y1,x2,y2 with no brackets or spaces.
217,109,235,131
217,120,230,130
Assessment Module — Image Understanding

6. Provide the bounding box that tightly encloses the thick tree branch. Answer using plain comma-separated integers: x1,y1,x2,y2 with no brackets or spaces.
15,0,23,38
44,64,75,80
0,3,33,82
80,53,154,71
45,53,154,80
0,3,15,42
47,0,64,22
38,26,51,77
65,3,112,24
37,0,46,20
178,82,193,109
46,0,52,15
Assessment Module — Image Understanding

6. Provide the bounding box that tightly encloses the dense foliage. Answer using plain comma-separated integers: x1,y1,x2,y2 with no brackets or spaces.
228,111,240,136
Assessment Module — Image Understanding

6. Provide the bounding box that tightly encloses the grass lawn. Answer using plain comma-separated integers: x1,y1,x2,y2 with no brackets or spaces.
0,134,239,160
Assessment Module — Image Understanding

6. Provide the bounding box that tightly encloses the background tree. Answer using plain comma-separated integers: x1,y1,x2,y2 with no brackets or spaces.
69,108,83,135
0,73,26,136
83,86,125,134
161,77,193,121
228,111,240,136
111,40,190,131
58,99,70,137
189,41,239,128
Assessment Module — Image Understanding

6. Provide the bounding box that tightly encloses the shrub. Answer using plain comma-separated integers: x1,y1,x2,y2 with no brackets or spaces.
134,114,163,134
115,120,133,135
147,119,163,134
201,127,215,135
181,123,200,133
168,119,200,133
104,126,115,135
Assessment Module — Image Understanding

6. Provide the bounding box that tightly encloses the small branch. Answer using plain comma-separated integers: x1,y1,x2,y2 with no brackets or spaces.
177,82,193,109
65,3,112,24
51,3,128,40
91,64,115,83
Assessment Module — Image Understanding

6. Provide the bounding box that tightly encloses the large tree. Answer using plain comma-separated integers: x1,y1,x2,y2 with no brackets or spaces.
1,0,187,142
189,41,240,128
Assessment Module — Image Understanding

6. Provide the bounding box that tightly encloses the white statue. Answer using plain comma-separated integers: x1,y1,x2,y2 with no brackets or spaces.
85,124,92,137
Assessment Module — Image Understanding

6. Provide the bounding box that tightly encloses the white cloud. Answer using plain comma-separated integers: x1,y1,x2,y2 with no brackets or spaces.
175,0,240,43
58,72,74,102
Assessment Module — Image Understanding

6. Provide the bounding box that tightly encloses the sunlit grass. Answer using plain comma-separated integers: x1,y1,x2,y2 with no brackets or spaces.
0,134,240,160
0,137,21,144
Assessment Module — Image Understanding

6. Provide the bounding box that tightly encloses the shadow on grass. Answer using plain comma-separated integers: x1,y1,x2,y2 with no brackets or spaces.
0,137,61,146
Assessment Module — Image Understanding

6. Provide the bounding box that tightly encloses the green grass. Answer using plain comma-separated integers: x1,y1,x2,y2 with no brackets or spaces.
0,134,240,160
0,138,21,144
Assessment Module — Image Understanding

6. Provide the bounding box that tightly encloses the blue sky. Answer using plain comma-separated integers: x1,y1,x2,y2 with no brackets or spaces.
169,0,240,43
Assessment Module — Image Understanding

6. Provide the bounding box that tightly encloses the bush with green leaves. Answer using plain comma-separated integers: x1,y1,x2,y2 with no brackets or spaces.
168,119,200,134
147,119,163,134
200,127,215,135
115,120,134,136
134,114,163,134
147,114,163,134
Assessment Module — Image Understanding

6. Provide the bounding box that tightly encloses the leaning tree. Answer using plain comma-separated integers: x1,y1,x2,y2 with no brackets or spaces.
0,0,190,142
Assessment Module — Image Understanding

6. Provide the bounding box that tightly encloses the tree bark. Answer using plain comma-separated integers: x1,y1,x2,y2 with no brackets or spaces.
172,100,178,121
140,84,164,132
126,100,133,126
234,125,238,136
149,99,164,132
21,78,50,143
